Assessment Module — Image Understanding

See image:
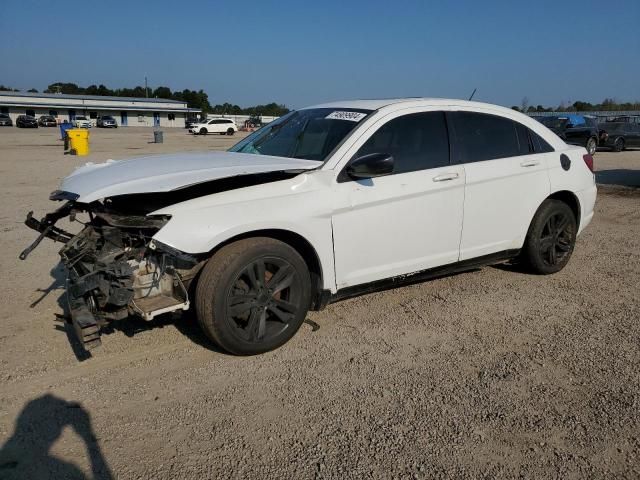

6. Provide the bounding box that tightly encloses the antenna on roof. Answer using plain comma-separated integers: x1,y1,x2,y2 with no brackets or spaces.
468,88,477,101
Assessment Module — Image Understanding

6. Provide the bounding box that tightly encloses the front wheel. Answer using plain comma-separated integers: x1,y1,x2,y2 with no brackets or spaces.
522,199,577,275
195,238,311,355
199,127,207,135
586,137,597,155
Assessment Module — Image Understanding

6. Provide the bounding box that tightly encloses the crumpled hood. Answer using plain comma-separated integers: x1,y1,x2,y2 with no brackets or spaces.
59,151,320,203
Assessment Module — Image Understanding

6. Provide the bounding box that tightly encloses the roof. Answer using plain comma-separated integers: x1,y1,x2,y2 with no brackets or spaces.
0,90,186,104
303,97,510,112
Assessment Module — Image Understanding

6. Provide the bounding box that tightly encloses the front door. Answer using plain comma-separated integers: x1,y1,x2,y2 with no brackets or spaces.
625,124,640,147
331,111,465,289
153,112,160,127
120,111,128,126
448,110,551,260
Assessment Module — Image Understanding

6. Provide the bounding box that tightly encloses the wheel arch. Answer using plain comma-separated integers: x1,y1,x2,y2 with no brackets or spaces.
207,228,326,310
547,190,581,225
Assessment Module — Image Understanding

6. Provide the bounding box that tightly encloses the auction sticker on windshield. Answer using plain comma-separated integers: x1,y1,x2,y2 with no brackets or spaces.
325,111,368,122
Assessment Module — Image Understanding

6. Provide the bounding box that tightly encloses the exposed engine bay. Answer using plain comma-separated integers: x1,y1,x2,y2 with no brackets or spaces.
21,197,201,350
19,156,314,352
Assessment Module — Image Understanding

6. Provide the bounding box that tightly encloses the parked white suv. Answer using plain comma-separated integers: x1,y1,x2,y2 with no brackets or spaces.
190,118,237,135
74,116,92,128
21,98,596,354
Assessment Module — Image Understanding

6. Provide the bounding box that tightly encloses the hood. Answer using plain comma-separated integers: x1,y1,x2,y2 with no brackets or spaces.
59,151,320,203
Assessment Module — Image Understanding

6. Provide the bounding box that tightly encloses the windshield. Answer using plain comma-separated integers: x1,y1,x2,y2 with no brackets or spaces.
229,108,372,161
76,116,87,120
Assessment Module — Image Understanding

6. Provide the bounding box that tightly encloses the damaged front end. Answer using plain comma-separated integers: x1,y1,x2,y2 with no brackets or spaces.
21,194,200,350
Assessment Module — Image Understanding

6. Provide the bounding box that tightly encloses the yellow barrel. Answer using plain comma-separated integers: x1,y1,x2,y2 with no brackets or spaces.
67,128,90,156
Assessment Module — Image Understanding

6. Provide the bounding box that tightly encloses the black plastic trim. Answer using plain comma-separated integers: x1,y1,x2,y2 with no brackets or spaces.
326,250,520,305
50,190,80,201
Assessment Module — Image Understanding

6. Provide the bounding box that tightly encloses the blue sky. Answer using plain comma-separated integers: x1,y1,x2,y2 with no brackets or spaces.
1,0,638,109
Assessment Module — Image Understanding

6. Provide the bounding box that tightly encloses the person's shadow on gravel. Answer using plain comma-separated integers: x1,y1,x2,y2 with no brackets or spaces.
0,394,113,480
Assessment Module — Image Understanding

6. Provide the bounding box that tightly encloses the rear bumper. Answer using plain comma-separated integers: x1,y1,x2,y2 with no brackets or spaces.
576,184,597,234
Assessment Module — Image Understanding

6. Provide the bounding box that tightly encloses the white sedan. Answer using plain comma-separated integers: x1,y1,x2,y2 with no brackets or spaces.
189,118,237,135
22,98,596,354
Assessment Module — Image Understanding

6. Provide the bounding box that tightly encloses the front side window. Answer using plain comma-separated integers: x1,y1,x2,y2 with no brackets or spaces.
354,111,450,174
230,108,372,161
451,112,530,163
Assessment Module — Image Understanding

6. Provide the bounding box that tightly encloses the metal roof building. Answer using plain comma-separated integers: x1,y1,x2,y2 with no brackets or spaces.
0,91,200,127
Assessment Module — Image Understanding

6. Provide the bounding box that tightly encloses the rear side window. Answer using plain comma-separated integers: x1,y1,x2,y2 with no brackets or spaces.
450,112,534,163
355,111,450,174
529,129,555,153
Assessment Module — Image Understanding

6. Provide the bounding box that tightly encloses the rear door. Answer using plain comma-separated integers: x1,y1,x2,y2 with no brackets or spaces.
448,110,551,260
331,110,465,288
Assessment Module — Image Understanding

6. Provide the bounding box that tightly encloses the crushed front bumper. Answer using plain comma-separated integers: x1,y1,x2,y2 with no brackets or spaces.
21,203,199,351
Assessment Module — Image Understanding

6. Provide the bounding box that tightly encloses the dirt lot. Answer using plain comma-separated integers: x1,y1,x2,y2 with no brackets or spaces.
0,126,639,479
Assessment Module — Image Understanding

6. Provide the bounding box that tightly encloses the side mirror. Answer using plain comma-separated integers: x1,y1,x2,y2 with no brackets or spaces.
346,153,394,180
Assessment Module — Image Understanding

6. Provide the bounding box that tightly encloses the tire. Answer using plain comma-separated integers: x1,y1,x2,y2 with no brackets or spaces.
227,128,235,136
522,199,577,275
195,237,312,355
586,137,597,155
613,137,625,152
199,127,207,135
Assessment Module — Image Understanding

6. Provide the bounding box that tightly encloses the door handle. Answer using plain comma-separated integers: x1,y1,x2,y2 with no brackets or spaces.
520,160,540,167
432,173,459,182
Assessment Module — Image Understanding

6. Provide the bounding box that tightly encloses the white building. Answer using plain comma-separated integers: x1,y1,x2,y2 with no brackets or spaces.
0,91,200,127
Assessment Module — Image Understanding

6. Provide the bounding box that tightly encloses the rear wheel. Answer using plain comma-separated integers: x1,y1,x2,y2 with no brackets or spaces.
195,238,311,355
227,128,235,135
613,137,625,152
522,200,577,275
586,137,597,155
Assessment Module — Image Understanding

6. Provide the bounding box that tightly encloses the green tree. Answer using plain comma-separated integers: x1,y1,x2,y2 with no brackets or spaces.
44,82,82,94
153,86,172,99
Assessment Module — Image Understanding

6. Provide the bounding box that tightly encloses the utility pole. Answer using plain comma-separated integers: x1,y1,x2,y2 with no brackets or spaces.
145,76,148,98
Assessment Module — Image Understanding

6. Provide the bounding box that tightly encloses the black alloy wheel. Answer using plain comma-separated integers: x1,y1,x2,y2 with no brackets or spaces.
538,211,574,267
225,256,303,343
195,237,311,355
522,199,577,274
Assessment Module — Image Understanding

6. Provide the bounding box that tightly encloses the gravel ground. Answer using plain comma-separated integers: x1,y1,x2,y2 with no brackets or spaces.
0,127,638,479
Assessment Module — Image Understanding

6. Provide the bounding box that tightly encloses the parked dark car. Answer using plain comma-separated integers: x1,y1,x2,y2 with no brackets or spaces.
38,115,57,127
16,115,38,128
96,115,118,128
536,114,599,155
597,121,640,152
0,113,12,126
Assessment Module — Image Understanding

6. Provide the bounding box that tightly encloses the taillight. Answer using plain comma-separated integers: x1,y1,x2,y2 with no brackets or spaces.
583,154,594,172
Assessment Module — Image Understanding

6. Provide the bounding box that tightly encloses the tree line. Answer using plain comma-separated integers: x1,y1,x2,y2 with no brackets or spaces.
0,83,290,117
512,97,640,113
